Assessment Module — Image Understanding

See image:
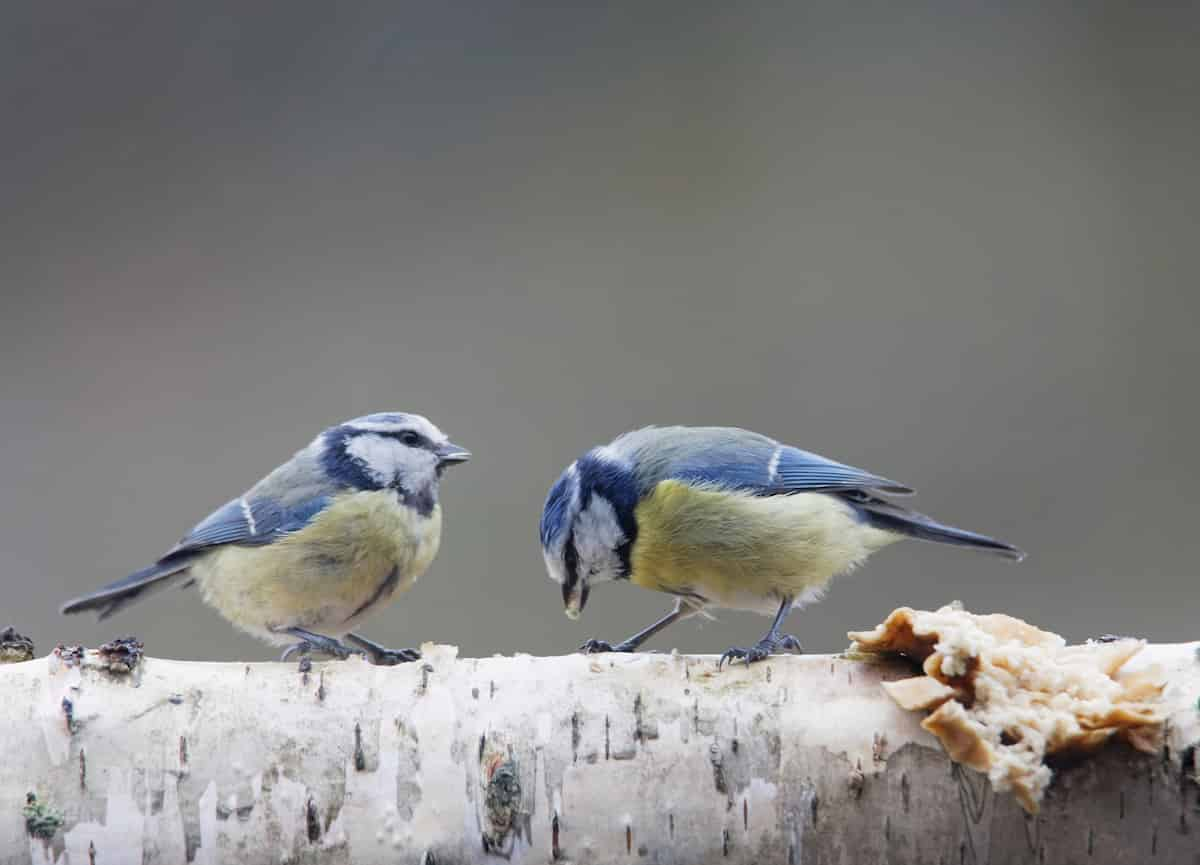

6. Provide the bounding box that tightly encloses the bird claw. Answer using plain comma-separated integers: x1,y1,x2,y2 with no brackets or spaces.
280,633,358,664
342,633,420,665
362,647,421,666
718,634,803,669
717,644,768,668
777,634,804,653
281,642,310,664
579,638,636,654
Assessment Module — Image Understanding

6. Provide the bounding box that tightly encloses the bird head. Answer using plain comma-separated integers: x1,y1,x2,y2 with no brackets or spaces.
320,412,469,512
539,447,638,619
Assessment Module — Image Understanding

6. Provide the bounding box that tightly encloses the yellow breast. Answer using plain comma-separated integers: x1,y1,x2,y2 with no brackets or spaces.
279,490,443,580
193,490,443,644
630,481,896,614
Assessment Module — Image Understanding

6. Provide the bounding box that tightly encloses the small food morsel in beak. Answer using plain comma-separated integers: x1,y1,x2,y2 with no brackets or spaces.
562,582,589,620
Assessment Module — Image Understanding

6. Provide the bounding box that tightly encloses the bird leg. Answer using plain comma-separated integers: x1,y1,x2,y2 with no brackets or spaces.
344,632,421,666
279,628,360,665
718,598,803,669
580,599,690,654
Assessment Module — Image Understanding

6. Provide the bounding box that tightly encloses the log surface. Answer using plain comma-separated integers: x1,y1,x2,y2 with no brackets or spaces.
1,642,1197,865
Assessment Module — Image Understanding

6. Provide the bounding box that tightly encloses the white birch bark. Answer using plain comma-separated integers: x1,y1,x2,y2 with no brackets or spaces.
0,640,1197,865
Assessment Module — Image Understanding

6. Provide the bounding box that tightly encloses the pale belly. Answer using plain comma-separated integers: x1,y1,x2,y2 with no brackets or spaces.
191,492,442,645
631,483,898,615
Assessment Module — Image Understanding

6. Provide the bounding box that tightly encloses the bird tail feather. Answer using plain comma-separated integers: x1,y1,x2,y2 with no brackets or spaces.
60,555,197,621
850,494,1024,561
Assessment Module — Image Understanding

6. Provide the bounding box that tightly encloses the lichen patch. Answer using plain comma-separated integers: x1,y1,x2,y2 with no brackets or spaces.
0,626,34,664
95,636,144,674
23,793,64,841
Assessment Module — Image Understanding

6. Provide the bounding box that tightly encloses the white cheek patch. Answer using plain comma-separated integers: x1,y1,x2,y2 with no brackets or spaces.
346,434,400,485
346,433,436,488
573,494,626,579
400,450,440,493
544,551,566,585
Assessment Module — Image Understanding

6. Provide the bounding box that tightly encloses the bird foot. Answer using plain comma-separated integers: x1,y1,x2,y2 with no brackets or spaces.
277,626,366,667
280,634,359,665
281,642,310,664
718,633,803,669
343,633,421,666
364,647,421,666
579,638,638,654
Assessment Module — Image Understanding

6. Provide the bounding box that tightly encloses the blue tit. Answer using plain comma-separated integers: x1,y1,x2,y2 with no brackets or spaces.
62,412,469,665
539,426,1022,667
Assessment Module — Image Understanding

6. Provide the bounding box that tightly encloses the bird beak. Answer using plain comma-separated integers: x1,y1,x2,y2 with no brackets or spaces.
562,582,589,620
435,442,471,467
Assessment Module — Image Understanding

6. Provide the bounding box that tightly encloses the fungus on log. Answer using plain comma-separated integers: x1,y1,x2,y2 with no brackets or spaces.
0,622,1197,864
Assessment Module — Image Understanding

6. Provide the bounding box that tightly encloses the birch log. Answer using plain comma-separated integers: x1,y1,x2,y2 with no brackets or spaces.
0,641,1197,865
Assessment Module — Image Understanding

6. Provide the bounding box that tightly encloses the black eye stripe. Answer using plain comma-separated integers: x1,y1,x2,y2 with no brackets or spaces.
377,429,428,447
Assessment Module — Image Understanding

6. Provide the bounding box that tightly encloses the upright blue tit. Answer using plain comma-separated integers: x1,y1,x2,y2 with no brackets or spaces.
62,413,469,664
539,426,1022,667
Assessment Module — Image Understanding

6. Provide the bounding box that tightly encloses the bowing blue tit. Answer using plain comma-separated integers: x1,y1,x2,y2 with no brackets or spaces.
539,426,1023,667
62,412,470,664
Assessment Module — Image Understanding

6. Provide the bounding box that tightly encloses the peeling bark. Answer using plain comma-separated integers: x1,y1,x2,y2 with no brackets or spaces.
0,642,1197,864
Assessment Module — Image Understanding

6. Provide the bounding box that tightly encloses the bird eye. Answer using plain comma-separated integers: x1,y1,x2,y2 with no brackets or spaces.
399,430,421,446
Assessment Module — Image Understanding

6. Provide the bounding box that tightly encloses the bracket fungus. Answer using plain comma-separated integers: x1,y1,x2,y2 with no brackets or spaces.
849,604,1166,812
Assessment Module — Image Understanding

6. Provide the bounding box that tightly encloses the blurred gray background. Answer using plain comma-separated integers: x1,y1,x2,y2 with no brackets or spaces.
2,2,1197,662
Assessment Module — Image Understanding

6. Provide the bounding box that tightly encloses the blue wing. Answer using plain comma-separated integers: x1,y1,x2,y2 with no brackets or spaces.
169,494,332,554
61,493,332,621
670,445,913,496
769,446,913,495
